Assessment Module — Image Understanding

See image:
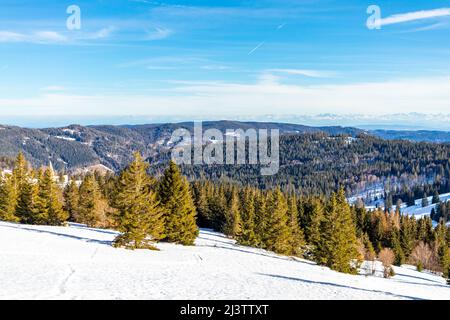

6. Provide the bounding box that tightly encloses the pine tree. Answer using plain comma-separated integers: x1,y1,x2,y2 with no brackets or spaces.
262,189,293,255
435,221,449,278
113,153,164,250
391,228,406,266
192,183,211,228
158,161,199,245
0,174,19,222
432,191,440,204
12,153,28,190
37,168,68,225
15,178,39,224
315,189,359,274
77,174,105,227
222,189,242,238
63,179,79,221
303,198,324,252
253,190,268,246
237,188,258,246
400,215,416,259
287,193,305,256
113,153,164,249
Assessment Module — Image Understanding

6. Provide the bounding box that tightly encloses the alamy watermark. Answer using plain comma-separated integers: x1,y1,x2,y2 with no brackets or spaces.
367,5,382,30
169,122,280,176
66,5,81,30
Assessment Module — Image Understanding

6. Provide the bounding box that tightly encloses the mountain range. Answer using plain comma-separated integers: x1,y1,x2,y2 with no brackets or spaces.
0,121,448,172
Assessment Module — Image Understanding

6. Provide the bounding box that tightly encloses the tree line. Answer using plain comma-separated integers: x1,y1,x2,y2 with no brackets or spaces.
0,153,198,249
1,153,449,281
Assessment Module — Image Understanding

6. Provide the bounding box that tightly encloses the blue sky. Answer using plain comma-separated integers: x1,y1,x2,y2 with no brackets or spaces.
0,0,450,128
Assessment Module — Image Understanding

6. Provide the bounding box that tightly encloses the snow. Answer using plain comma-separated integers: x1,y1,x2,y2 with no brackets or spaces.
0,221,449,300
54,136,77,142
401,193,450,224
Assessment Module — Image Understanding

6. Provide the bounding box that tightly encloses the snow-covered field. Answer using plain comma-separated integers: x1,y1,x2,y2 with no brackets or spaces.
401,193,450,220
0,221,449,300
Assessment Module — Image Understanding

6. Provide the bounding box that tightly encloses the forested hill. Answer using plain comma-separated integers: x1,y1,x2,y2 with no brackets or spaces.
0,121,364,171
0,122,449,196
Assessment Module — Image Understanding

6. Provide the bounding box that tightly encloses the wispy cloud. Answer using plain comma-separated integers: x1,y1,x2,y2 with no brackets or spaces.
0,30,67,43
3,76,450,117
268,69,336,78
380,8,450,26
0,27,117,44
145,27,173,40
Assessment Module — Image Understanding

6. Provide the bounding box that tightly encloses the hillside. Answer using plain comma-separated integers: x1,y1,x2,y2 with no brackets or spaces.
0,221,448,300
0,122,364,171
1,121,449,195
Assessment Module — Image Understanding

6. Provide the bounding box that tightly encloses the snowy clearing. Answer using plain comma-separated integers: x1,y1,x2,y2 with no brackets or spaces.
0,221,449,300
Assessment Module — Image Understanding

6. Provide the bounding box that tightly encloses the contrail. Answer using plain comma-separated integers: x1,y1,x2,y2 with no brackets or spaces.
248,41,266,55
247,23,286,55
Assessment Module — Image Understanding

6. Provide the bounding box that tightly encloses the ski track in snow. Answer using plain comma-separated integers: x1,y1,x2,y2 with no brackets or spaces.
0,221,449,300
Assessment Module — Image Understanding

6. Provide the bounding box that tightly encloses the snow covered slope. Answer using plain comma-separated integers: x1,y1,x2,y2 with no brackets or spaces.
0,221,449,300
402,193,450,220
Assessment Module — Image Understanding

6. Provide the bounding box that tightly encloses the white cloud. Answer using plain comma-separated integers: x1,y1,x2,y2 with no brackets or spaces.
268,69,336,78
86,26,116,40
145,27,173,40
2,76,450,117
34,31,68,43
0,27,116,44
380,8,450,26
0,31,26,42
0,30,67,44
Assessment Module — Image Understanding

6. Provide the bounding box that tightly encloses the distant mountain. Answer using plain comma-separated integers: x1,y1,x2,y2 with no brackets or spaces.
0,121,366,171
0,121,448,173
371,130,450,143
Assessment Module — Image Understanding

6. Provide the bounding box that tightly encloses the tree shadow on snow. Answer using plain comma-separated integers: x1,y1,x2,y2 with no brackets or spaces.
391,271,448,288
1,224,113,246
196,243,311,264
257,273,426,300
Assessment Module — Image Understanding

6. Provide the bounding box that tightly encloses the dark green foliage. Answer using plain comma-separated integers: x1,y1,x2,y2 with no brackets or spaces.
77,174,106,227
158,161,199,246
112,153,164,249
222,189,242,238
37,168,68,226
262,189,293,255
236,188,258,246
64,179,79,221
315,189,359,274
0,174,19,222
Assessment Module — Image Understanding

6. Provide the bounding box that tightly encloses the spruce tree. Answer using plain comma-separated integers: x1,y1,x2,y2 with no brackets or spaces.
287,193,305,256
192,183,211,228
77,174,105,227
432,191,440,204
303,198,324,252
113,152,164,249
400,215,416,258
222,189,242,238
435,221,449,278
237,188,258,246
158,161,198,245
12,153,28,190
16,178,39,224
391,229,406,266
64,179,79,221
253,190,268,246
37,168,68,225
0,174,19,222
316,189,359,274
262,189,293,255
